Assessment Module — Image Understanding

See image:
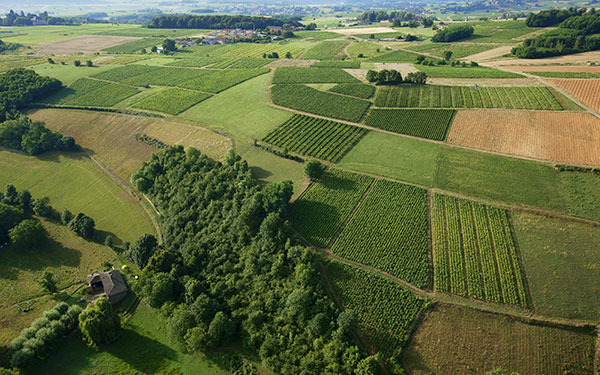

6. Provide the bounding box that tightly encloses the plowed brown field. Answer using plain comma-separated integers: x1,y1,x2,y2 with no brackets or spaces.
547,79,600,113
447,110,600,166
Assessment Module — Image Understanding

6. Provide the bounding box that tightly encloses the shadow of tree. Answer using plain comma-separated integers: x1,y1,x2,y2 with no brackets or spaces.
250,165,273,180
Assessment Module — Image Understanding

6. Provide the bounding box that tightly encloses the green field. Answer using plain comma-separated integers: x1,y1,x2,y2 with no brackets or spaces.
456,20,537,43
166,57,222,68
363,109,455,141
513,212,600,321
0,151,155,243
207,58,272,69
262,114,368,162
328,83,375,99
405,43,498,59
331,179,430,288
559,171,600,222
178,68,270,93
325,261,424,357
91,64,158,82
432,194,528,307
197,42,306,59
102,38,162,54
301,40,350,60
132,88,212,114
32,63,115,85
271,84,371,122
40,78,140,107
375,85,563,110
368,49,437,63
404,304,596,375
272,67,359,83
313,60,361,68
346,41,391,60
119,67,209,87
291,169,373,248
415,65,524,78
528,71,600,78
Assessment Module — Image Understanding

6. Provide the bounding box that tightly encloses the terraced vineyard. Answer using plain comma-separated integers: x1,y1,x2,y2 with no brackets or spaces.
272,67,359,84
262,114,368,162
271,84,371,122
328,83,375,99
363,109,455,141
325,261,424,357
375,85,563,110
291,169,373,248
132,88,211,114
178,68,269,93
331,179,430,288
432,194,529,307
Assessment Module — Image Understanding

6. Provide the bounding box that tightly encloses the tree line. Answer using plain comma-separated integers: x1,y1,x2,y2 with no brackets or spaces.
148,15,302,30
0,69,62,122
367,69,427,85
514,9,600,58
128,146,382,374
432,25,474,42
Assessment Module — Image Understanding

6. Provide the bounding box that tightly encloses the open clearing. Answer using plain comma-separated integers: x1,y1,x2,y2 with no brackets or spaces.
35,35,139,54
547,79,600,113
330,26,394,36
403,304,596,375
460,45,514,61
447,110,600,166
29,109,231,182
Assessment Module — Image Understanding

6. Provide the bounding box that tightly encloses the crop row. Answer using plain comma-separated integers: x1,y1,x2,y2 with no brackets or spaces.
207,43,305,59
363,109,455,141
331,179,430,288
272,67,359,84
313,60,361,68
291,169,373,248
102,38,162,54
262,114,368,162
41,78,140,107
41,78,108,105
178,68,269,93
167,57,223,68
326,261,424,357
432,194,528,307
206,58,272,69
132,88,211,114
328,83,375,99
271,84,371,122
375,85,563,110
415,65,524,79
301,40,350,60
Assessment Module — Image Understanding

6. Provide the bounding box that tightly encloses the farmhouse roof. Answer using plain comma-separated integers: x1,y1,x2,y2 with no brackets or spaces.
87,270,127,298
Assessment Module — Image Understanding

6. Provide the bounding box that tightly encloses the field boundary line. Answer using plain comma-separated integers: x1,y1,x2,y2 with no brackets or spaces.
507,210,535,310
484,207,506,304
469,203,487,301
327,177,377,248
455,198,470,297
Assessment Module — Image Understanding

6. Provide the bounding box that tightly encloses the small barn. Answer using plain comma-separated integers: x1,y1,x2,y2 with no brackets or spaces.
85,270,128,304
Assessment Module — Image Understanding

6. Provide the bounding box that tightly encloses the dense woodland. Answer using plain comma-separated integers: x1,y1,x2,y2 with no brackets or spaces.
514,9,600,58
0,69,62,122
148,15,302,30
130,147,383,374
431,25,474,42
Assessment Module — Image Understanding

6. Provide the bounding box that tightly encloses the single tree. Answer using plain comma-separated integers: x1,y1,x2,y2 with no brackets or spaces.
9,219,47,248
85,60,93,67
444,50,453,61
73,60,81,67
78,297,121,346
68,213,95,238
162,39,176,52
126,233,158,269
304,160,325,181
39,271,57,293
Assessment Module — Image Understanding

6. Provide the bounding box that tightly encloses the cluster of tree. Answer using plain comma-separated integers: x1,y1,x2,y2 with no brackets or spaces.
513,11,600,58
525,7,583,27
8,302,82,368
78,297,122,346
416,54,478,67
0,117,78,155
0,185,96,244
367,69,427,85
0,10,82,26
0,40,22,54
129,146,382,374
109,10,164,25
432,25,475,42
360,10,417,23
0,68,63,122
148,15,302,30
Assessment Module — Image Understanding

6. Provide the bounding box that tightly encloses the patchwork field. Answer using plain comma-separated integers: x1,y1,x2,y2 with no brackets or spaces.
291,169,373,248
41,78,140,107
35,35,139,54
101,38,162,54
132,88,212,114
447,110,600,166
28,109,231,182
414,65,523,79
271,84,371,122
404,304,595,375
178,68,270,93
262,114,368,162
432,194,528,307
325,261,424,357
547,79,600,113
328,83,375,99
404,43,497,60
368,49,433,63
331,179,430,288
272,67,359,83
375,85,563,110
363,109,455,141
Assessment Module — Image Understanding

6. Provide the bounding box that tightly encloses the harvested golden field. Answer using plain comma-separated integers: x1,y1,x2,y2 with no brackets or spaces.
489,50,600,67
547,79,600,113
35,35,139,55
510,66,600,73
447,110,600,166
29,109,232,181
463,45,513,61
403,304,596,375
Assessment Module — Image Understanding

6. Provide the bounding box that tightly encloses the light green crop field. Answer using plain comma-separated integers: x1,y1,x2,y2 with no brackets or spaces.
558,172,600,222
414,65,524,78
27,302,234,375
0,151,155,243
32,63,115,85
404,43,497,59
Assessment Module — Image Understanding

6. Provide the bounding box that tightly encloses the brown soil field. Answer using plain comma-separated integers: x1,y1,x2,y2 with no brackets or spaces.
463,45,514,62
35,35,139,55
547,79,600,113
507,66,600,73
427,77,538,86
488,50,600,67
447,110,600,166
403,304,596,375
29,109,232,181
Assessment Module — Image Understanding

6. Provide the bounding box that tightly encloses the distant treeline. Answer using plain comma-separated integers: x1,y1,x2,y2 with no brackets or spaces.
148,15,302,29
525,7,587,27
514,9,600,58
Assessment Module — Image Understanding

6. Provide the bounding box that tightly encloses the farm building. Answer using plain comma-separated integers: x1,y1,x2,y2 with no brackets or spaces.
85,270,128,304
